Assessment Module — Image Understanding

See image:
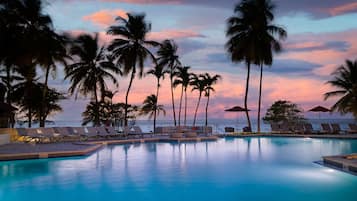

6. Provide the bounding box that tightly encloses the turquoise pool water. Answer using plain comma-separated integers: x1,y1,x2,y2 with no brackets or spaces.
1,137,357,201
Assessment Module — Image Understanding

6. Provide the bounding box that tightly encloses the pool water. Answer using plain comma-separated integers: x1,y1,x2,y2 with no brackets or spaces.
1,137,357,201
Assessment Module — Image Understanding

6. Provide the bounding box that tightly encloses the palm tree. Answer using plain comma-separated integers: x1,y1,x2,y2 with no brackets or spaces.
202,73,221,126
147,62,166,132
157,40,181,126
11,64,37,127
36,30,69,127
248,0,287,133
325,59,357,118
32,84,65,124
226,0,262,131
140,94,166,132
107,13,159,126
190,74,206,126
173,66,192,126
65,33,119,126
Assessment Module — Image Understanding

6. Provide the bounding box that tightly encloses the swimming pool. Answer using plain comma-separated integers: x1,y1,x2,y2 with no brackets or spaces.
1,137,356,201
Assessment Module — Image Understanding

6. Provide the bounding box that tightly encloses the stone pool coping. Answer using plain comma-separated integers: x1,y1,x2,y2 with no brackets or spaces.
0,136,219,161
322,154,357,175
224,133,357,139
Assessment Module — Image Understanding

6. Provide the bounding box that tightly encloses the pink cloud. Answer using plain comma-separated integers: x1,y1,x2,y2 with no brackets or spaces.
328,2,357,16
101,0,181,4
83,9,127,27
148,29,205,41
281,29,357,77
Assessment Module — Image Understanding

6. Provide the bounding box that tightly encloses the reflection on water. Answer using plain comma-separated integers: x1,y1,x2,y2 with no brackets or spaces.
0,137,357,201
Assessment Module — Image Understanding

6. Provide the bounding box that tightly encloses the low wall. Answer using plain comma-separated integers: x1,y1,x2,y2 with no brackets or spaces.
0,128,19,142
0,134,10,145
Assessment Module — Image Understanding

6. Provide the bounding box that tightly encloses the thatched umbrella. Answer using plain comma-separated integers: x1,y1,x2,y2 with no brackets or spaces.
224,106,250,131
308,105,331,119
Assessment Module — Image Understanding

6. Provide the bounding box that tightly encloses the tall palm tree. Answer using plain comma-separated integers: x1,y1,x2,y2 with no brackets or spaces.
325,59,357,118
65,33,119,126
249,0,287,133
36,30,69,127
140,94,166,132
190,74,206,126
173,66,192,126
11,64,37,127
107,13,159,126
202,73,221,126
226,0,262,131
157,40,181,126
147,62,166,132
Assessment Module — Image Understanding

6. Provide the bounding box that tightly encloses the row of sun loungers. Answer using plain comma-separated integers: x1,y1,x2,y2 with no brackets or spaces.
17,127,124,143
270,123,357,134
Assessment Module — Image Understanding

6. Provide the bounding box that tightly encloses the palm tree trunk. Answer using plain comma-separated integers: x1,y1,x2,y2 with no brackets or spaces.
184,88,187,126
170,73,177,126
178,85,183,126
40,66,50,127
244,62,252,131
94,86,100,127
125,68,136,126
5,65,14,128
193,92,202,126
257,64,263,133
205,93,210,126
154,79,160,134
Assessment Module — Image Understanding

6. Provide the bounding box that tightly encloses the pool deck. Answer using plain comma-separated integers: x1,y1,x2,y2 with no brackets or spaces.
0,135,219,161
323,154,357,175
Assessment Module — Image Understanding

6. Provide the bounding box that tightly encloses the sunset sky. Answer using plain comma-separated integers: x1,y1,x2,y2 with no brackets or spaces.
44,0,357,121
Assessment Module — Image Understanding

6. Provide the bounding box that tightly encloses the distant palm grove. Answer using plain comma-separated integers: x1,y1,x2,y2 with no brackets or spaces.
0,0,356,132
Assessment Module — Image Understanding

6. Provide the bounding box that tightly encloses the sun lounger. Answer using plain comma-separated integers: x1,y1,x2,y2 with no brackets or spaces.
35,128,62,142
292,123,305,134
96,127,112,138
224,127,235,133
348,124,357,134
330,123,345,134
320,123,332,134
123,126,143,138
105,126,120,137
270,123,281,134
303,123,318,134
53,127,80,141
170,133,184,138
280,122,292,134
85,127,100,138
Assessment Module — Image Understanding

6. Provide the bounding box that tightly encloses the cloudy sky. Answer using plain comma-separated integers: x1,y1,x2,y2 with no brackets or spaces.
44,0,357,121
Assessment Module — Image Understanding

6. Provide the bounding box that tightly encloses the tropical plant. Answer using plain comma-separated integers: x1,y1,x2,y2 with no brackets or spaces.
157,40,181,126
107,13,159,126
147,61,166,131
263,100,305,123
173,66,192,126
140,94,166,132
190,74,206,126
32,84,65,124
202,73,221,126
65,33,119,126
324,59,357,118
